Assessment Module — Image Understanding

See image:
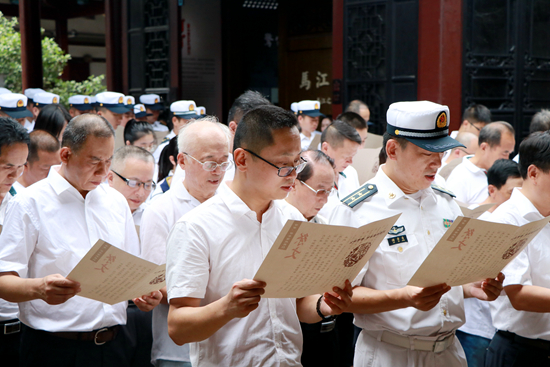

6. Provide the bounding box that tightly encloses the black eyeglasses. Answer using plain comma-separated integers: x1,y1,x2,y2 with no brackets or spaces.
299,180,334,197
243,148,307,177
112,170,157,191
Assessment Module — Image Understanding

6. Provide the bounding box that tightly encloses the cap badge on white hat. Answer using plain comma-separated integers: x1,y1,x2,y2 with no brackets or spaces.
118,96,123,104
436,111,447,129
84,97,89,104
53,97,58,104
17,99,24,107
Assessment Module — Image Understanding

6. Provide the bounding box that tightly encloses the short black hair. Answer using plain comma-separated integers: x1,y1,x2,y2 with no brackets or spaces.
34,104,71,140
233,105,299,154
227,90,271,124
529,109,550,134
518,130,550,179
321,120,362,148
158,136,178,182
62,114,115,153
124,119,154,144
297,150,335,182
0,117,30,156
337,111,367,130
27,130,59,164
382,132,408,151
487,159,521,189
462,104,492,124
478,121,515,148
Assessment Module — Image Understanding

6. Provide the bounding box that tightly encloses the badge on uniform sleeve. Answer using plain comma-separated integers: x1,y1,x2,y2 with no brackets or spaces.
443,219,454,228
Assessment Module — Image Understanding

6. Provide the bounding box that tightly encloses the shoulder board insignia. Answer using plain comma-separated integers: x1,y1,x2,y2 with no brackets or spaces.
9,186,16,196
161,137,170,144
431,184,456,198
341,183,378,208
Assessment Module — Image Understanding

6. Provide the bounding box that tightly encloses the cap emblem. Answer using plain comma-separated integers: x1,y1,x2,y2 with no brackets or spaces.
127,98,132,104
140,106,145,112
189,104,194,111
155,98,159,103
118,96,124,104
17,99,24,107
52,97,58,104
315,103,319,109
84,97,89,104
436,111,447,129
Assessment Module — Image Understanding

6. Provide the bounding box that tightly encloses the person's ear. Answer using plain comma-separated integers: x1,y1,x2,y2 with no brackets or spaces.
527,164,539,184
106,171,114,185
59,147,71,165
229,121,237,135
125,140,131,146
385,139,399,161
487,184,497,198
321,141,329,153
233,148,248,172
172,116,179,125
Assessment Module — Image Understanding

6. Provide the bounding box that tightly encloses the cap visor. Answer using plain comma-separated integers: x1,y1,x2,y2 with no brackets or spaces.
105,106,131,114
405,136,466,153
145,103,164,111
303,111,325,118
174,112,199,119
6,109,33,119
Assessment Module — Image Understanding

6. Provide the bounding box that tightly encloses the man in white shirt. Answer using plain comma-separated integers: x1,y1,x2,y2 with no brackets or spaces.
456,158,522,367
152,100,199,163
141,117,230,367
166,105,353,366
14,130,60,191
0,118,29,366
446,122,515,205
317,120,362,219
140,94,168,132
291,100,324,150
486,131,550,366
227,90,271,151
0,114,161,367
330,101,504,367
106,144,156,367
23,88,46,131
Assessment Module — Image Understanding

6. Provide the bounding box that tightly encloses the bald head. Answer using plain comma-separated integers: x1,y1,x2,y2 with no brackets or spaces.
62,113,115,153
178,116,230,155
455,132,478,154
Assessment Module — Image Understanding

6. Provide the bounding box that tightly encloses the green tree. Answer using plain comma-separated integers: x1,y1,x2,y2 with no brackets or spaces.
0,12,105,106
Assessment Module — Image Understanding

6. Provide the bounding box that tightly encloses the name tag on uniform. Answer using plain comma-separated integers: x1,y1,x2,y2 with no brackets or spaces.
388,235,408,246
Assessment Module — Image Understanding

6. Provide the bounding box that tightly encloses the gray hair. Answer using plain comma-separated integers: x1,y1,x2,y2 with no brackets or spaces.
346,100,369,113
62,114,114,153
177,116,230,154
530,109,550,134
111,145,154,172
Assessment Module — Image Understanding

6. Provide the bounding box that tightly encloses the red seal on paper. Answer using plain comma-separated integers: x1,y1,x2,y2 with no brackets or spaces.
502,239,528,260
344,242,371,267
149,273,165,285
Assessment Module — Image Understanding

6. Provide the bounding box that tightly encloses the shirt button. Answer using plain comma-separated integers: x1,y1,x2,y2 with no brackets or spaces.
398,246,403,253
427,230,431,235
443,309,447,316
275,342,281,348
389,193,396,199
420,206,423,210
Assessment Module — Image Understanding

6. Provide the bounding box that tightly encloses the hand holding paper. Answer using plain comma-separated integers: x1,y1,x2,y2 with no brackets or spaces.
254,214,400,298
67,240,166,305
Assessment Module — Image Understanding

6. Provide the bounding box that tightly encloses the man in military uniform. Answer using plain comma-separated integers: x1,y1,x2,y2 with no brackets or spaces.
330,101,504,367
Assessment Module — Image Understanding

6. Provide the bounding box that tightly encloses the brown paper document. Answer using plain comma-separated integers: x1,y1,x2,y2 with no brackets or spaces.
308,134,322,150
114,125,125,151
67,240,165,305
408,215,550,287
350,148,380,185
254,214,401,298
459,203,494,219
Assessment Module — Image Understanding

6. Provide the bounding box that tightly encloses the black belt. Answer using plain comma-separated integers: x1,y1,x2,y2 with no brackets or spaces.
0,319,20,335
498,330,550,351
44,325,121,345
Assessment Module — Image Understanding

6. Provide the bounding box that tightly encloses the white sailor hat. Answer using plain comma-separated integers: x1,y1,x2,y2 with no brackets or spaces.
386,101,465,153
170,100,199,119
196,106,206,116
95,91,131,114
68,95,94,111
290,100,325,118
0,88,11,95
24,88,46,102
134,104,152,118
139,94,164,110
34,92,60,107
125,96,135,108
0,93,33,119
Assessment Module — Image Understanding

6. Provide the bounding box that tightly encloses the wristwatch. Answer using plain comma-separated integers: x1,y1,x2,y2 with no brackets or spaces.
316,295,337,333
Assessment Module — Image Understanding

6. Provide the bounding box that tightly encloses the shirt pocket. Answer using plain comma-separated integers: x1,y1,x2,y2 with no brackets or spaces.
381,233,421,286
